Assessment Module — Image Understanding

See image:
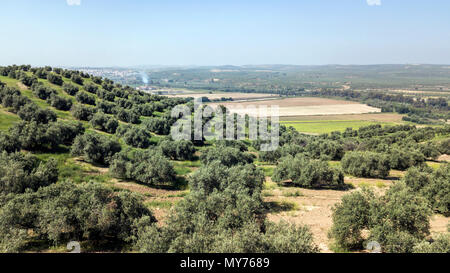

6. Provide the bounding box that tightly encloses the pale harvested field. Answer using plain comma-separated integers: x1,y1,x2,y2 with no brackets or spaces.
208,97,381,117
210,97,358,107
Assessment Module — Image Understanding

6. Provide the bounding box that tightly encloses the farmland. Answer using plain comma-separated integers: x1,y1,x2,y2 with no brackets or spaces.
0,65,449,254
207,97,381,117
280,120,393,135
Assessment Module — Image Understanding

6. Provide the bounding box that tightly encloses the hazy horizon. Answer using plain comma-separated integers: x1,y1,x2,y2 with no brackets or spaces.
66,63,450,69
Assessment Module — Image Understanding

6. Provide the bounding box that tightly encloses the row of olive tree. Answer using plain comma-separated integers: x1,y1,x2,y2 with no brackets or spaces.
328,181,450,253
272,154,344,189
110,149,176,186
0,182,154,252
134,145,319,253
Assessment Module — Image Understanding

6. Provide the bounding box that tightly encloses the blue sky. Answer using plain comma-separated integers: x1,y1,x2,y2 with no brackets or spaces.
0,0,449,66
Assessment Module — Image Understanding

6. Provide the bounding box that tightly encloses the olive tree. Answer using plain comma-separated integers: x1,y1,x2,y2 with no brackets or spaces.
341,151,391,179
71,132,121,165
272,155,344,189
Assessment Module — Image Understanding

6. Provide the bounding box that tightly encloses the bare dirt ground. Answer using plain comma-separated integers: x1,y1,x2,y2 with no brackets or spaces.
111,180,186,225
262,168,450,253
264,187,348,253
438,154,450,162
430,214,449,234
17,82,29,90
75,159,449,252
263,176,394,253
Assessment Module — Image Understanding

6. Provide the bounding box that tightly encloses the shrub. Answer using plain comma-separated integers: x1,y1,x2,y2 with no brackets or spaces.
48,94,73,111
62,82,79,96
110,149,176,186
329,189,373,249
272,155,344,189
259,150,282,163
71,104,96,121
96,100,117,114
0,132,21,153
10,121,84,151
0,152,58,194
388,148,425,171
0,87,31,113
402,165,433,192
89,112,118,134
439,139,450,154
189,161,264,195
159,139,196,160
75,91,96,106
135,161,317,253
306,140,344,160
31,83,56,100
413,234,450,253
123,127,151,148
47,73,63,86
0,182,154,250
422,164,450,216
116,108,140,124
200,146,254,167
71,132,121,165
84,82,98,94
19,73,37,87
17,103,57,124
71,74,84,85
330,183,432,252
341,151,391,179
144,117,170,135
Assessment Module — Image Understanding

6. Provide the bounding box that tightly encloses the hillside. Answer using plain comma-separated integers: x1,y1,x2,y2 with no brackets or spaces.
0,65,449,253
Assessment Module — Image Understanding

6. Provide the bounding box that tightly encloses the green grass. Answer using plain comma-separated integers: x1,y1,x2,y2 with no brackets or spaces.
282,190,303,197
427,161,442,170
262,191,275,197
260,165,275,177
265,200,299,212
31,150,113,184
145,200,177,209
329,161,341,167
176,160,202,168
263,180,279,190
0,75,22,88
0,109,20,131
174,165,192,176
167,191,190,198
281,120,393,134
59,162,112,184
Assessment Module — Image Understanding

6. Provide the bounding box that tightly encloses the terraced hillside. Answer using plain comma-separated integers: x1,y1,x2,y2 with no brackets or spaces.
0,65,449,253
